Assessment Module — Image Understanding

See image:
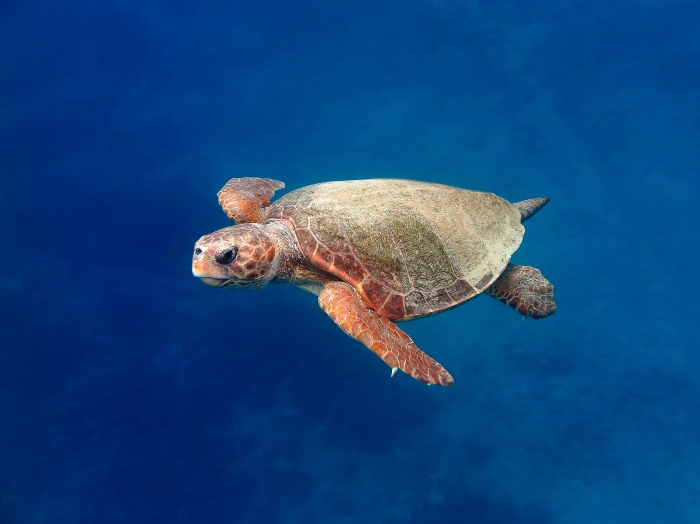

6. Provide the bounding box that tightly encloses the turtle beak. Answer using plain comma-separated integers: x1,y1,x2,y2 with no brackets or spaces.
192,260,208,277
192,247,227,286
199,276,229,287
192,260,216,284
192,263,229,287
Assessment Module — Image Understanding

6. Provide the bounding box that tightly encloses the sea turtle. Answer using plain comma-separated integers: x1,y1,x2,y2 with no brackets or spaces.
192,178,556,386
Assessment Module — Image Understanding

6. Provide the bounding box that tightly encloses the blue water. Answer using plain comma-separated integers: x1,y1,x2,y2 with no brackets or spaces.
2,0,699,522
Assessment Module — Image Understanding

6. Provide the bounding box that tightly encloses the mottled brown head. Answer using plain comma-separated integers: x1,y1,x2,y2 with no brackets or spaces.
192,224,277,289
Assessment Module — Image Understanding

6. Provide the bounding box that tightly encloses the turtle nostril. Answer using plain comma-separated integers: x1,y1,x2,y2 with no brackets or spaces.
194,247,202,256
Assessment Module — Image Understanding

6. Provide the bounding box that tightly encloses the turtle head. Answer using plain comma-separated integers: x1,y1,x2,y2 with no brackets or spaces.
192,224,277,289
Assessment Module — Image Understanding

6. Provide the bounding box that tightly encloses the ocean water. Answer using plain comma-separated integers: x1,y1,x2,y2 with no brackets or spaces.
1,0,699,522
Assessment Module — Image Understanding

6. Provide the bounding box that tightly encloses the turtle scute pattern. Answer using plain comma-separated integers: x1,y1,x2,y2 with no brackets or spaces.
267,179,524,320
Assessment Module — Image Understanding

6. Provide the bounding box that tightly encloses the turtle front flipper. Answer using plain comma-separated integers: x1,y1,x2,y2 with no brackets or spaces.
217,178,285,224
319,282,454,386
486,264,556,319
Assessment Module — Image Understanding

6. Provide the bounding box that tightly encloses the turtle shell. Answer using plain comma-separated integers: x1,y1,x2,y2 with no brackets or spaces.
266,179,524,320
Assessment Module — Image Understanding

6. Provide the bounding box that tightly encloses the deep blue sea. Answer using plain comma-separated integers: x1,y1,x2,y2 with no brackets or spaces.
2,0,699,522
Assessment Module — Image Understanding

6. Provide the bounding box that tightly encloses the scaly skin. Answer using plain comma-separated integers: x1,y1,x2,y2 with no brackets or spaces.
194,177,556,386
193,219,328,290
514,197,550,223
218,177,285,224
485,264,556,319
318,281,454,386
192,224,278,289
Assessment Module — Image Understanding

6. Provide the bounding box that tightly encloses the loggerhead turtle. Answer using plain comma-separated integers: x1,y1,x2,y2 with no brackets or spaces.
192,178,556,386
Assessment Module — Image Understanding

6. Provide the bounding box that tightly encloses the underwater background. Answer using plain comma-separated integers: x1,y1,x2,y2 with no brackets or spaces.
2,0,699,522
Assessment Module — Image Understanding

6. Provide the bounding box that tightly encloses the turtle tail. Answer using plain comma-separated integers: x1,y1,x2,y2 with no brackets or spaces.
514,197,549,223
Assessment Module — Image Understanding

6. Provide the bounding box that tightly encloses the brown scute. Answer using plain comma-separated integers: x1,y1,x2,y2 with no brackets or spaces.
446,279,477,297
378,293,406,319
269,179,524,319
360,278,391,310
404,290,427,316
293,227,315,249
333,253,366,277
474,272,494,290
314,242,335,264
427,287,453,309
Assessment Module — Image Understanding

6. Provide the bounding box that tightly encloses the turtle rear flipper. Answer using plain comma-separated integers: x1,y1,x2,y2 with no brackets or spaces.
218,177,285,224
486,264,556,319
319,282,454,386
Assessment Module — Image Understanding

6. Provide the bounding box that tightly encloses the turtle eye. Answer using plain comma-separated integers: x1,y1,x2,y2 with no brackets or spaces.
216,246,238,264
